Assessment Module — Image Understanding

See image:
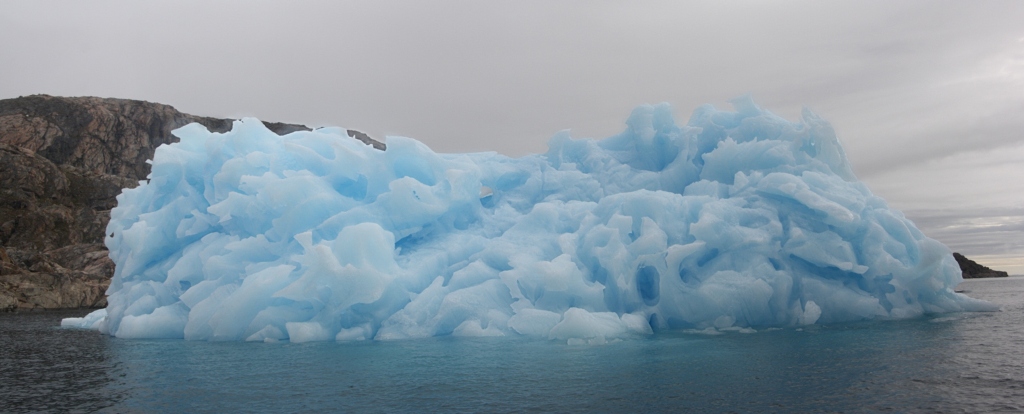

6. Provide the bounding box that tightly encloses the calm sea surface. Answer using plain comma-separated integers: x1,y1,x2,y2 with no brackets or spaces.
2,277,1022,413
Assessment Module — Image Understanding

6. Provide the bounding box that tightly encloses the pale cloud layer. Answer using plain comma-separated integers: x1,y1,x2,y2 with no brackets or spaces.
2,1,1022,273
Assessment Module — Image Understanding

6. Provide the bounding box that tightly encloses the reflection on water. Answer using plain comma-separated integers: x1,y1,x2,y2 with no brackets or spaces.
2,277,1022,413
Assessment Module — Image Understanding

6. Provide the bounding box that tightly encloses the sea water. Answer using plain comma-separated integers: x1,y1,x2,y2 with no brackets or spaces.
3,276,1021,413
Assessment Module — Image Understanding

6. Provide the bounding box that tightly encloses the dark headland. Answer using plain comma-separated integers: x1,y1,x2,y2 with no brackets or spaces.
0,95,1009,311
953,252,1009,279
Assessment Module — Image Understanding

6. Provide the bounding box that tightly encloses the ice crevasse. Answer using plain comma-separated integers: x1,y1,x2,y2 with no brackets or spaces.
62,98,996,343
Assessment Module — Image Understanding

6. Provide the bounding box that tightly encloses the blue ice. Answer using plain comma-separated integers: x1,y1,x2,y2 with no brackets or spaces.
61,98,995,343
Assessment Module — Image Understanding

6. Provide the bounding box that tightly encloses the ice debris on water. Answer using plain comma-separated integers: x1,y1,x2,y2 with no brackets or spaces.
61,97,996,342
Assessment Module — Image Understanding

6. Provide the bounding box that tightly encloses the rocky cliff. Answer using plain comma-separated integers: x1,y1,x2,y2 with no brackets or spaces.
0,95,383,311
953,252,1009,279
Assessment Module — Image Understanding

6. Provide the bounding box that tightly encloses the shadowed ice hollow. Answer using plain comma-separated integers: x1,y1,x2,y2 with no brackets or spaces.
61,98,996,343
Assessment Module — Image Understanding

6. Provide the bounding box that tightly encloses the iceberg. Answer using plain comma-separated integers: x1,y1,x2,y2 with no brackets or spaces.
63,98,995,343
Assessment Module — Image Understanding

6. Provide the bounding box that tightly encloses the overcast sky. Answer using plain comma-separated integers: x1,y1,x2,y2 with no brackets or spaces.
2,1,1022,273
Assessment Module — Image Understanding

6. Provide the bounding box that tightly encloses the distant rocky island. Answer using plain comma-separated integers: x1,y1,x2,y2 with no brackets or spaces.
0,95,383,311
0,95,1009,311
953,252,1009,279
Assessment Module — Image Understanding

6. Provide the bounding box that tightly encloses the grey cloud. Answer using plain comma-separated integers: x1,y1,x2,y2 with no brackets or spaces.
900,207,1024,266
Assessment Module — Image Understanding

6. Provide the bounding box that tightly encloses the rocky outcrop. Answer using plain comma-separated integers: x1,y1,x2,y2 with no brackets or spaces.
0,244,111,310
953,252,1009,279
0,95,384,311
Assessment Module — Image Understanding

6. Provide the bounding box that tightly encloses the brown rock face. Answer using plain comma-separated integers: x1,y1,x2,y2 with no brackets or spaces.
0,95,384,310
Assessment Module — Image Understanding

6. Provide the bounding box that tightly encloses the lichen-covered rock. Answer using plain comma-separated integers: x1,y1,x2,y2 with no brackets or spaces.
0,271,108,310
0,244,111,311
